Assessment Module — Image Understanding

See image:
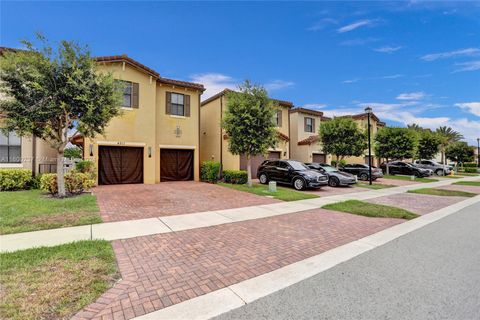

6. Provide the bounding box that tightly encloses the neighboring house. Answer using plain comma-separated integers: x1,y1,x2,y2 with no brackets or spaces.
289,107,332,164
340,112,386,167
79,54,205,185
200,89,292,177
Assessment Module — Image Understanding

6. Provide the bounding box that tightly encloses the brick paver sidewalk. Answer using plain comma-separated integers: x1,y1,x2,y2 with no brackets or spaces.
95,182,279,222
73,209,402,320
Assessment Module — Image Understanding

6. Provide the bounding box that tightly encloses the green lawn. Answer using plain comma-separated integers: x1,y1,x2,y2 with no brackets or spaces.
356,182,396,190
218,182,319,201
0,240,119,320
383,174,438,183
0,190,102,234
438,175,462,179
323,200,418,220
408,188,477,197
456,172,479,176
453,181,480,187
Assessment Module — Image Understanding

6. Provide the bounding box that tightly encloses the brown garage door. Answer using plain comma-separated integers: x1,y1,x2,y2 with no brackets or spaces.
160,149,194,182
99,146,143,185
240,151,281,178
312,153,326,164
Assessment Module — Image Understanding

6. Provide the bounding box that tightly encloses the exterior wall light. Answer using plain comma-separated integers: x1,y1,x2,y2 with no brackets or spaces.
148,146,152,158
89,144,93,157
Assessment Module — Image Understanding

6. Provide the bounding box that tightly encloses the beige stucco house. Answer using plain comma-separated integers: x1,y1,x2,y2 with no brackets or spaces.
289,107,332,164
78,55,205,185
200,89,292,177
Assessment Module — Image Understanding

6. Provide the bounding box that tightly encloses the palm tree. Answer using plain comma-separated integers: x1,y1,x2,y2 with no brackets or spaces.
407,123,423,132
436,126,464,164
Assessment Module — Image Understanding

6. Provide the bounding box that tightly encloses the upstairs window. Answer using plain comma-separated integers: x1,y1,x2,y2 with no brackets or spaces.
171,93,185,116
304,117,314,133
0,131,21,163
274,110,282,127
117,80,139,108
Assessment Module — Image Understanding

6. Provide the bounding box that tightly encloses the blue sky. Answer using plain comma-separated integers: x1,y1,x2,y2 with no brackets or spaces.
1,1,479,144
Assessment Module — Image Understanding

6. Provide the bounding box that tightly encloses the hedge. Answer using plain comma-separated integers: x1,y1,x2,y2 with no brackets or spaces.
40,171,95,196
201,161,221,183
223,170,248,184
0,169,32,191
463,167,478,173
463,163,478,168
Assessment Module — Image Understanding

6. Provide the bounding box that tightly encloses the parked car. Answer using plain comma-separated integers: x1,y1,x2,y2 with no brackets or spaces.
340,163,384,181
257,160,328,190
413,160,453,176
305,163,357,187
380,161,431,177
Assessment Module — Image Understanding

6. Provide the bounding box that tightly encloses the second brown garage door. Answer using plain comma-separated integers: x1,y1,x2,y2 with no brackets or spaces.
312,153,327,164
99,146,144,185
240,151,281,178
160,149,194,182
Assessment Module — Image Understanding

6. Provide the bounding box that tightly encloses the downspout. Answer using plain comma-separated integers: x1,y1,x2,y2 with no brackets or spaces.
31,135,36,176
288,108,291,159
198,92,201,181
220,95,223,176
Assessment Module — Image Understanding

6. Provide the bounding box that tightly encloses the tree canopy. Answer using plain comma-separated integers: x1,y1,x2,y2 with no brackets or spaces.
0,35,122,196
318,117,367,165
222,80,277,186
436,126,464,164
445,141,474,164
374,127,417,161
416,130,441,160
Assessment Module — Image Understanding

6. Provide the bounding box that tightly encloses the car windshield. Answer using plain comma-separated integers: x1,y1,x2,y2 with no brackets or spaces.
287,161,309,170
321,165,338,172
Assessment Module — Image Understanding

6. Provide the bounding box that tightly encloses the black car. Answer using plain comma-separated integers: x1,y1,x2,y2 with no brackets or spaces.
257,160,328,190
306,163,357,187
340,163,384,181
380,161,431,177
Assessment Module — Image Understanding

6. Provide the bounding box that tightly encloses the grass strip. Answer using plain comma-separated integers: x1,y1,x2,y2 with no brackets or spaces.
0,190,101,235
356,182,396,189
453,181,480,187
218,182,319,201
323,199,418,220
0,240,119,320
408,188,476,197
383,174,438,183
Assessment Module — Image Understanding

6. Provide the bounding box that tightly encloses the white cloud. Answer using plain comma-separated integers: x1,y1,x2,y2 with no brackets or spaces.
342,78,360,84
307,18,338,31
337,19,376,33
396,92,426,100
420,48,480,61
373,46,403,53
190,73,237,100
453,60,480,72
378,74,404,79
455,102,480,117
264,80,294,91
302,103,327,110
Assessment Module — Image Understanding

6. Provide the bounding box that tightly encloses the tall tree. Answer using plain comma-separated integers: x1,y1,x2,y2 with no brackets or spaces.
374,127,417,174
436,126,464,165
0,35,122,197
417,130,441,160
407,123,423,132
445,141,474,165
318,117,367,167
222,80,277,187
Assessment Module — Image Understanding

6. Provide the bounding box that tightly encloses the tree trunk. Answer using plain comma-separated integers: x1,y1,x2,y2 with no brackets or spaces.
56,149,66,197
386,157,390,175
247,155,252,187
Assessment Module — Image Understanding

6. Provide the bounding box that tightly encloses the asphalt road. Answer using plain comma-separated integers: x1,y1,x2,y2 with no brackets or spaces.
214,202,480,320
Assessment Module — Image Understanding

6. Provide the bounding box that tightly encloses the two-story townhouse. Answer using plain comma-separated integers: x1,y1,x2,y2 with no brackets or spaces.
80,54,205,185
289,107,332,164
339,112,386,167
200,89,292,177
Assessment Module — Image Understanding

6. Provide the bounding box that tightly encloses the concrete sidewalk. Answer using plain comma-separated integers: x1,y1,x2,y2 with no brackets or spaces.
1,176,478,252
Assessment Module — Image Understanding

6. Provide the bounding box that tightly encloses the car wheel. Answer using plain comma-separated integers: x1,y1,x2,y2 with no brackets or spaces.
436,169,445,176
328,177,340,187
259,173,269,184
293,178,305,190
414,171,421,178
359,173,368,181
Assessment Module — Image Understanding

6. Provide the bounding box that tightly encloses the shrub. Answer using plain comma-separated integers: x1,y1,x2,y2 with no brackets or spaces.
0,169,32,191
28,174,42,189
223,170,248,184
331,159,337,167
75,160,96,179
201,161,221,183
463,162,478,168
40,172,95,196
463,167,478,173
330,159,346,167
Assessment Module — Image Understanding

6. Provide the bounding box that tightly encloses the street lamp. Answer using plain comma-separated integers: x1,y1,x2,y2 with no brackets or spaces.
365,106,373,185
477,138,480,168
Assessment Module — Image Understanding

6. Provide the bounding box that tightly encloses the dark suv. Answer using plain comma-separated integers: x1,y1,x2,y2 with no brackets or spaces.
257,160,328,190
380,161,431,177
340,163,384,181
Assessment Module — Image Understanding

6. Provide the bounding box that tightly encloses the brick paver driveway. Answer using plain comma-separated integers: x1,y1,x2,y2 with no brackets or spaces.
367,193,466,215
94,182,279,222
74,209,402,320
